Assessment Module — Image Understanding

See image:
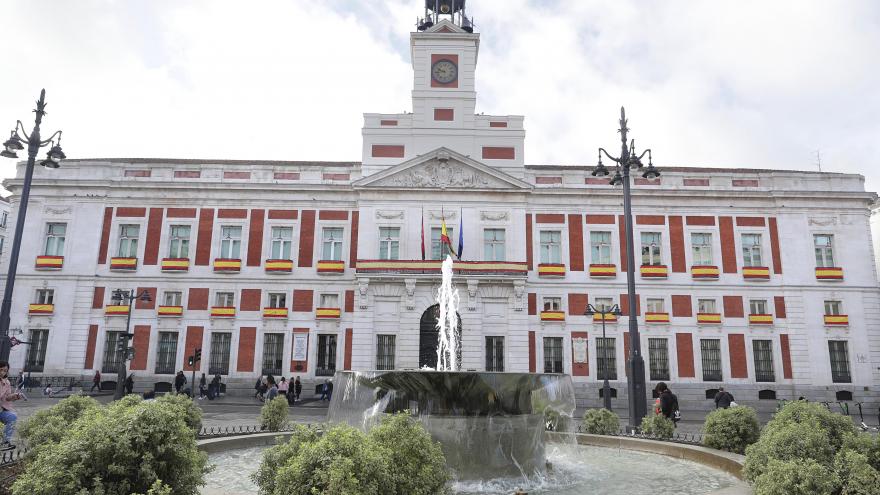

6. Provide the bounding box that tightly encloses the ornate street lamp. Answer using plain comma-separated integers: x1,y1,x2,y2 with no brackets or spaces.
585,303,622,411
0,90,66,361
111,289,152,400
592,107,659,430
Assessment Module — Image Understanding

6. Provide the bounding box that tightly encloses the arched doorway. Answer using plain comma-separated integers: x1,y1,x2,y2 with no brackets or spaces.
419,304,462,369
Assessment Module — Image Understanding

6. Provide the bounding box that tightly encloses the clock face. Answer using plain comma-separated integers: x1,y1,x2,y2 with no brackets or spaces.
431,59,458,84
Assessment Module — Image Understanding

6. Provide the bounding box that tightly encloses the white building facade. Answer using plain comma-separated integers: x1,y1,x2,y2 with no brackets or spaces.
3,16,879,412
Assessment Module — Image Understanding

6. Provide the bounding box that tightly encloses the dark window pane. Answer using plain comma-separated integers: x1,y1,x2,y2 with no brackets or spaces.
753,340,775,382
596,338,617,380
261,333,284,376
543,337,563,374
102,331,125,374
376,335,396,371
25,329,49,372
700,339,722,382
316,334,337,377
828,341,851,383
648,338,670,381
155,332,178,374
208,333,232,375
485,336,504,372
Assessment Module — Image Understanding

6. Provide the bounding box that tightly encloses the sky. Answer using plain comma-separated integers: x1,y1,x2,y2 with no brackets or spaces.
1,0,879,193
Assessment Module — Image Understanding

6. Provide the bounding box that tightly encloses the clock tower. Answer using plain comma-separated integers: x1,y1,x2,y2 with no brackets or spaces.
361,0,525,177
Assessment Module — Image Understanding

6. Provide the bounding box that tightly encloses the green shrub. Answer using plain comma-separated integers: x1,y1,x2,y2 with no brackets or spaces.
18,394,100,456
766,401,855,451
639,414,674,439
12,397,210,495
255,413,450,495
835,450,880,495
260,396,290,431
842,433,880,471
743,419,836,482
581,408,620,435
753,458,840,495
156,393,202,432
702,406,760,454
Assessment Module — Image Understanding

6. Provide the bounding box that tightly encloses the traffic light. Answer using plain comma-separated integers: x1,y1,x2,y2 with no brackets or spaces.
117,339,127,352
187,356,194,367
194,348,202,364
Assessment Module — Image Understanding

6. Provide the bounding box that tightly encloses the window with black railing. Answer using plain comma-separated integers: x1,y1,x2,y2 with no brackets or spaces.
648,338,670,381
261,333,284,376
753,339,775,382
700,339,722,382
828,340,851,383
485,336,504,372
543,337,563,373
102,331,124,374
155,332,178,374
376,335,396,370
209,332,232,375
596,337,617,380
25,329,49,372
316,334,337,376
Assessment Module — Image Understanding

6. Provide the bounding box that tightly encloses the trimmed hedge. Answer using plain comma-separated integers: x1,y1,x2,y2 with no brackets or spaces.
260,396,290,431
639,414,674,439
581,408,620,435
702,406,760,454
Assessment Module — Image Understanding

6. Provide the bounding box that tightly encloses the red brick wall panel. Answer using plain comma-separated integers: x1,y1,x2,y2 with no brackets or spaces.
371,145,405,158
683,178,710,186
585,215,615,224
195,208,215,265
728,334,748,378
98,207,113,264
568,293,588,316
240,289,262,311
129,325,151,371
482,147,515,160
116,207,146,217
780,334,793,379
174,170,200,179
618,215,628,272
636,215,665,225
247,209,265,267
536,214,565,224
736,217,765,227
525,214,533,270
322,173,349,181
769,217,782,274
669,216,686,272
188,288,209,310
223,171,250,180
268,209,298,220
571,331,589,376
686,216,715,226
774,296,787,318
528,331,536,373
528,293,537,315
319,210,349,221
568,214,584,271
349,211,359,268
84,325,98,369
344,328,353,370
620,294,641,316
671,295,692,317
298,210,315,267
732,179,759,187
135,287,156,309
183,326,204,372
535,176,562,184
723,296,744,318
345,290,354,313
218,209,247,219
293,290,313,312
719,216,737,273
144,208,164,265
676,333,695,378
273,172,300,180
167,208,197,218
236,327,256,372
92,287,105,309
434,108,454,121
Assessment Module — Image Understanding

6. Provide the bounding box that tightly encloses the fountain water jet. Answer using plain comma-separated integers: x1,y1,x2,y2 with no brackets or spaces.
436,256,460,371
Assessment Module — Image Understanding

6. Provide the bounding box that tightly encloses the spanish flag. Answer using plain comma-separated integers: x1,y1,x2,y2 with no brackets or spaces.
441,216,458,259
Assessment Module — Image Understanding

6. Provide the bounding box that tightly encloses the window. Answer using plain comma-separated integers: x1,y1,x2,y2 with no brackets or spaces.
753,340,775,382
35,289,54,305
430,227,455,260
261,333,284,375
814,235,835,267
44,222,66,256
646,298,664,313
828,341,851,383
741,233,763,267
539,230,562,264
698,299,717,314
648,338,670,381
376,335,396,371
208,333,232,375
749,299,768,315
594,297,614,312
543,337,563,373
268,293,287,309
0,236,4,255
163,291,182,307
117,224,140,258
596,338,617,380
640,232,662,265
25,329,48,372
700,339,722,381
543,297,561,311
102,331,125,374
378,227,400,260
322,227,344,261
270,226,293,259
319,293,339,308
168,225,191,258
485,336,504,372
220,226,242,259
0,212,6,228
824,300,842,315
484,228,506,261
155,332,178,374
215,292,234,307
316,334,337,376
691,233,713,265
590,231,612,264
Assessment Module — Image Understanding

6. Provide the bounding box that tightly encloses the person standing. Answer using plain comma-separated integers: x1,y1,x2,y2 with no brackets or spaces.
655,382,680,426
326,380,333,401
319,380,328,401
266,376,278,401
254,376,263,400
174,371,186,394
714,387,734,409
124,373,134,395
278,377,289,404
90,370,101,392
294,376,302,402
15,371,25,392
199,373,207,399
0,361,22,449
209,374,221,400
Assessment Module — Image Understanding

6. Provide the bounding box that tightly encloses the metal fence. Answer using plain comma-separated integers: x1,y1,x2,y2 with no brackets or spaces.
573,424,705,446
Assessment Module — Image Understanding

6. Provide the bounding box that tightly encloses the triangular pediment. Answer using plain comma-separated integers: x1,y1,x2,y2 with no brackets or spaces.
354,148,532,191
426,20,466,34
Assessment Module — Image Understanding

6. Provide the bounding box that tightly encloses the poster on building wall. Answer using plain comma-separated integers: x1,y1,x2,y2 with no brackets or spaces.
572,337,588,363
292,334,308,361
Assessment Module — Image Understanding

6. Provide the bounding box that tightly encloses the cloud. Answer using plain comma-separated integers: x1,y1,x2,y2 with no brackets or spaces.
1,0,878,193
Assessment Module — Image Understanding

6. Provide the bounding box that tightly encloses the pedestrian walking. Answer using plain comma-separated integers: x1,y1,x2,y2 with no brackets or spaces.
209,374,222,400
655,382,681,426
294,376,302,402
174,371,187,394
326,380,333,401
714,387,734,409
90,370,101,392
0,361,23,450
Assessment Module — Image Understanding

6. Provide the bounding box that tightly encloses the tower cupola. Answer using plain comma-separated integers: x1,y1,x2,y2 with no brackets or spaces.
417,0,474,32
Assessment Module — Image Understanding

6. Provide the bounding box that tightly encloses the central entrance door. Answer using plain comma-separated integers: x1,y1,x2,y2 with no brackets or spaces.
419,304,462,369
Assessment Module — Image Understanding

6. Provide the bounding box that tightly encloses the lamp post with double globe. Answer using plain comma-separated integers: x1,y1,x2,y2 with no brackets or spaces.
111,289,152,400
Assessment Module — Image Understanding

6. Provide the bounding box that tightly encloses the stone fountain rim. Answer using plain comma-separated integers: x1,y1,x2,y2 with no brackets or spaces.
199,431,751,495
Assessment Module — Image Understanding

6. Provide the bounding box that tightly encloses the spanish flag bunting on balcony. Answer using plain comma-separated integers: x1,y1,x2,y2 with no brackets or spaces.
815,267,844,280
265,259,294,272
213,258,241,271
158,306,183,316
645,312,670,323
105,305,129,315
589,264,617,277
824,315,849,326
640,265,668,278
161,258,190,271
316,307,341,318
541,310,565,321
317,260,345,273
28,304,54,315
211,306,235,317
743,267,770,279
697,313,722,324
110,257,138,270
593,313,617,323
749,314,774,325
538,264,566,276
263,307,288,318
691,265,719,279
35,255,63,269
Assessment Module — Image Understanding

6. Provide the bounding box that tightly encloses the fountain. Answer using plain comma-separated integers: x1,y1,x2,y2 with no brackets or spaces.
327,256,577,480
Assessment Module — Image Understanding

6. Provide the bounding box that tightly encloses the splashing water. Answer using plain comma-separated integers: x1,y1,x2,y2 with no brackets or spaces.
436,255,460,371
